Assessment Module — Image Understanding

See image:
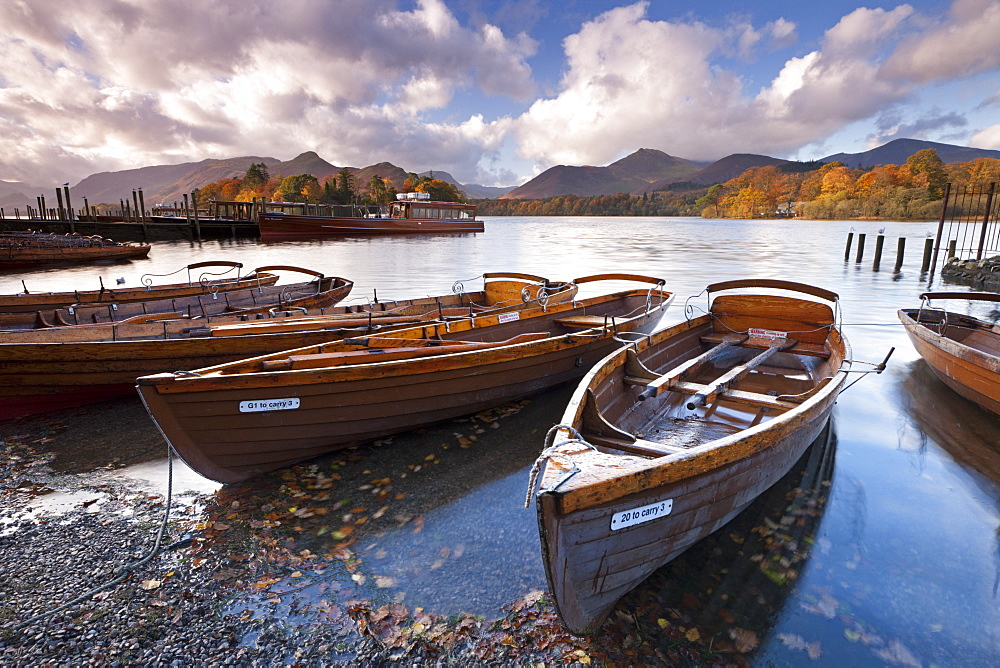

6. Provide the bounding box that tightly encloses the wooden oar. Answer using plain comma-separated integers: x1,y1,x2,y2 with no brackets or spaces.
637,334,748,401
685,337,798,410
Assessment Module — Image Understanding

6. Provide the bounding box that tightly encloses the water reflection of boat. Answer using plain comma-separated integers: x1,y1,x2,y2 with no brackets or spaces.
137,275,672,483
898,359,1000,602
532,279,850,635
898,360,1000,490
898,292,1000,415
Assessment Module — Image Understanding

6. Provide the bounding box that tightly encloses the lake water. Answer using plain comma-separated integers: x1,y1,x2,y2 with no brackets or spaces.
2,216,998,664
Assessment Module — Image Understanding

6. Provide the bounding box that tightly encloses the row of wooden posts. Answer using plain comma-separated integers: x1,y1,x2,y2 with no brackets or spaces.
0,187,210,240
844,232,938,273
0,187,154,225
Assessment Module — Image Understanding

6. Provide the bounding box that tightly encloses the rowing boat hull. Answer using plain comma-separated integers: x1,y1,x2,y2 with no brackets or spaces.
0,261,279,312
535,281,849,635
259,212,484,238
0,274,353,330
137,285,671,483
0,274,573,418
0,327,380,419
898,308,1000,415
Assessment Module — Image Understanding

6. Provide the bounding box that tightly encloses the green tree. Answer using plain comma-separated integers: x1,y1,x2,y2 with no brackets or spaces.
366,174,397,205
274,174,320,203
336,168,355,204
243,162,269,189
695,184,724,217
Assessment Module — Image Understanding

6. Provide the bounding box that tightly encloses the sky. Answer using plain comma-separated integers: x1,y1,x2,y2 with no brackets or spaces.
2,0,999,189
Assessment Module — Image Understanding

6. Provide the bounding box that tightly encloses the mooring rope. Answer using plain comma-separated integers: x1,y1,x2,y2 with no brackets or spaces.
13,442,176,631
523,424,599,509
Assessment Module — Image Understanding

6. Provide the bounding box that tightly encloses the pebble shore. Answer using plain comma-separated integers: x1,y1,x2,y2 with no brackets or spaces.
0,442,392,667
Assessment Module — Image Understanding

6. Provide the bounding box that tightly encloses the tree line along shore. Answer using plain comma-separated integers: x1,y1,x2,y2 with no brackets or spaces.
196,149,1000,220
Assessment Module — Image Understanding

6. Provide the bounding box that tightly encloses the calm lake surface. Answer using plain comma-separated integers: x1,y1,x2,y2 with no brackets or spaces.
2,216,998,664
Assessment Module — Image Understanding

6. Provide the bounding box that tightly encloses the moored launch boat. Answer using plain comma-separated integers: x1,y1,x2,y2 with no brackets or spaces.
0,261,279,313
137,274,672,483
0,272,573,419
529,279,855,636
898,292,1000,415
258,192,483,238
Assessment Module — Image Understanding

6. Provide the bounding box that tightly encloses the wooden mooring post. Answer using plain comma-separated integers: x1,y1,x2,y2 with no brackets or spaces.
893,237,906,272
854,233,866,263
191,190,201,241
844,232,854,261
872,234,885,270
921,238,933,272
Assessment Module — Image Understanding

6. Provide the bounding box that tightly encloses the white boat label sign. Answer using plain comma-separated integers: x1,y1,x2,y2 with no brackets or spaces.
611,499,673,531
498,312,520,323
239,397,301,413
748,327,786,340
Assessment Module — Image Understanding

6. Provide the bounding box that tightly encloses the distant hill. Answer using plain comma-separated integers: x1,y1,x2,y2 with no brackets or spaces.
417,170,513,199
501,148,704,199
3,154,504,210
821,138,1000,169
0,180,45,210
269,151,338,183
635,154,794,193
7,138,998,211
73,156,280,206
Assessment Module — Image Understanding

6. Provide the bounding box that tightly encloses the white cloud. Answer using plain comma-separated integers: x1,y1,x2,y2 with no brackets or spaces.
0,0,535,185
766,18,798,49
510,1,999,172
1,0,999,189
971,123,1000,148
881,0,1000,82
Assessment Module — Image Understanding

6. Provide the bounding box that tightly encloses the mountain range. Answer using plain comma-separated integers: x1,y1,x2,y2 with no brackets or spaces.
2,138,999,211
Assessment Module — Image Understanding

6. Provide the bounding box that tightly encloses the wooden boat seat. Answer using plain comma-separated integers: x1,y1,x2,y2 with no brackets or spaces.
554,315,613,329
252,332,551,372
700,332,831,358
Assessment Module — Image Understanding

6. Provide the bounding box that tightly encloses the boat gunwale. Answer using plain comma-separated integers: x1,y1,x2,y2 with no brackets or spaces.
540,315,849,514
137,286,675,391
539,282,851,514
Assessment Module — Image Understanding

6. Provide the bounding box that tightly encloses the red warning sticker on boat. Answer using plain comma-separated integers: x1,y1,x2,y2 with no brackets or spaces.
498,312,520,323
748,327,786,340
239,398,300,413
611,499,673,531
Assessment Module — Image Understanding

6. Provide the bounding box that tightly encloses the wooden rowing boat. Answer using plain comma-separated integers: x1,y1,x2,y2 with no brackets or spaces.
136,274,672,483
0,273,573,419
0,261,278,313
0,265,352,331
898,292,1000,415
529,279,851,636
0,231,151,267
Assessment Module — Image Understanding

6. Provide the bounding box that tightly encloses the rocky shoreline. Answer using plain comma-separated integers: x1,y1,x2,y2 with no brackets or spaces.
941,254,1000,290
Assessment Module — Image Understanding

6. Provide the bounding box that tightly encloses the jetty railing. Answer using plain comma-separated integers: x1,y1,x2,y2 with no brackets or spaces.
930,182,999,271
